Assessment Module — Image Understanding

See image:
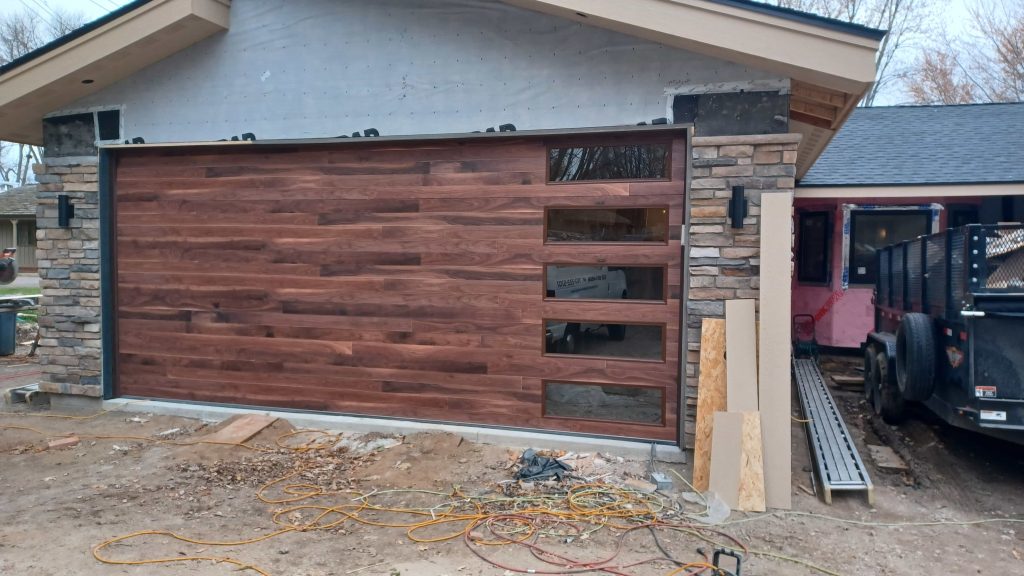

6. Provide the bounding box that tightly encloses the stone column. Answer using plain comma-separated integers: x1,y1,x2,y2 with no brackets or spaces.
682,133,800,448
33,157,103,401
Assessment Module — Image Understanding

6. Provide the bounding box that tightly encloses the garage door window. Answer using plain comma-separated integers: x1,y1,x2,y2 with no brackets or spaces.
548,143,669,182
544,320,664,361
545,265,666,301
545,207,668,243
544,381,664,425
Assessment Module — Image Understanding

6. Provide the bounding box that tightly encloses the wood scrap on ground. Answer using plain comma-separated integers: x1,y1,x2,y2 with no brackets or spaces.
199,414,278,445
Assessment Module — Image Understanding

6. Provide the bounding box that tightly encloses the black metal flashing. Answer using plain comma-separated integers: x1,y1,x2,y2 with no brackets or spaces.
99,149,117,400
0,0,157,77
706,0,887,40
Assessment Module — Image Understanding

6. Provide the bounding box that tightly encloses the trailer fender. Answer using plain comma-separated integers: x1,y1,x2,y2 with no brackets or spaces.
896,313,937,401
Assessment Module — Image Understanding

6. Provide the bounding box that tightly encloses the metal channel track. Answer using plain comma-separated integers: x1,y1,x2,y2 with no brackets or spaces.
793,358,874,504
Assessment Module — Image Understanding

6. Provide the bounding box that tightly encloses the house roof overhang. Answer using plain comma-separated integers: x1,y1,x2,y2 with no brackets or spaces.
0,0,880,178
0,0,230,145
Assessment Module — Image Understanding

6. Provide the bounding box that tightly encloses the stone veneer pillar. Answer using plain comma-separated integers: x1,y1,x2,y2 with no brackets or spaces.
33,156,103,400
682,133,800,448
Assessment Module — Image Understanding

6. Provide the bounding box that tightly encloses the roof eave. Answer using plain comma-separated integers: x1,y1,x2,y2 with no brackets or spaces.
0,0,230,145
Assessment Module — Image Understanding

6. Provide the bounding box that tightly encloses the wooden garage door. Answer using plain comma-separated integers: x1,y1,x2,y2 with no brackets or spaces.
111,130,685,441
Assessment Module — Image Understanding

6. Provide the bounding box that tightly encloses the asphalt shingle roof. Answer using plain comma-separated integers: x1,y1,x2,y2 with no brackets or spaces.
799,103,1024,187
0,186,38,217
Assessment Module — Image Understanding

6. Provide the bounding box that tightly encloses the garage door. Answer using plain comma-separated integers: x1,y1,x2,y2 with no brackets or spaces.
110,129,685,441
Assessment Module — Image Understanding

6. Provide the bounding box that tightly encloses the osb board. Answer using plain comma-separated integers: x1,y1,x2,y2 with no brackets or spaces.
738,411,767,512
725,299,758,412
692,318,726,492
758,192,793,510
708,411,766,512
111,136,687,441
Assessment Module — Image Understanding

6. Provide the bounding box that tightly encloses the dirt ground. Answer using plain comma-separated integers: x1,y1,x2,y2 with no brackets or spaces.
1,354,1022,576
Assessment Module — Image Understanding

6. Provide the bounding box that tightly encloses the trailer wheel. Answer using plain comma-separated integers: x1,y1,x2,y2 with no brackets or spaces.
875,349,906,424
896,313,936,401
864,344,878,404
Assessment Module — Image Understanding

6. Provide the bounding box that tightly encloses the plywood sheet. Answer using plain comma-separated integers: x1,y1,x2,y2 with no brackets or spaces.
200,414,278,445
708,411,766,512
758,192,793,510
708,411,743,509
725,299,758,412
692,318,726,491
738,411,767,512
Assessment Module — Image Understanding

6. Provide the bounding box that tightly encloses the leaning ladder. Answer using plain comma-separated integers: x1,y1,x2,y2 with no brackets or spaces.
793,358,874,504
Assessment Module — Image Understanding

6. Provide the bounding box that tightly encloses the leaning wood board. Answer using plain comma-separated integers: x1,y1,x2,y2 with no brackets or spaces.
692,318,726,492
758,192,793,509
110,133,686,441
725,299,758,412
708,410,766,512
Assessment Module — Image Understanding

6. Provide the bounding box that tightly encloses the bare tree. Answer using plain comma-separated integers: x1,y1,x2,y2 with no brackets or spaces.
775,0,938,105
0,8,86,188
904,1,1024,104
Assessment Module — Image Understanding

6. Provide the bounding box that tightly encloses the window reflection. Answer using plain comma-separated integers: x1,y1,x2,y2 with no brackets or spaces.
544,321,663,360
544,382,663,424
549,143,669,182
545,265,665,301
546,208,668,243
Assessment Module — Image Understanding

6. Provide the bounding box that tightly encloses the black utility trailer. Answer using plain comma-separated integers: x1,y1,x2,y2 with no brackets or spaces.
864,224,1024,444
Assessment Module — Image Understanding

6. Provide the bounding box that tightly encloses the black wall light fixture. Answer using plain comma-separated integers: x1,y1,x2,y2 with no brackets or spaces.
729,185,747,229
57,194,75,228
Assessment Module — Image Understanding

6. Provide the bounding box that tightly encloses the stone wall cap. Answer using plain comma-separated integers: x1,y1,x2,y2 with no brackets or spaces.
40,156,99,167
692,133,803,147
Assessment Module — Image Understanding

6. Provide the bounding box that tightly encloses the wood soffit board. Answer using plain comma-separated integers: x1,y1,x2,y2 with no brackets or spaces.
0,0,230,145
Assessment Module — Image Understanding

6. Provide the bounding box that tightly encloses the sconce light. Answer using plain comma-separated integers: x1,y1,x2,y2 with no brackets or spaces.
729,185,748,229
57,194,75,228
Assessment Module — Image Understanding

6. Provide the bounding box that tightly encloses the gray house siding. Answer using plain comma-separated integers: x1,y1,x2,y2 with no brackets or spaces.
50,0,783,143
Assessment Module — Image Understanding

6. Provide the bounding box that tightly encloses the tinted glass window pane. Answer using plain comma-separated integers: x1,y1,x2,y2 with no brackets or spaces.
544,321,663,360
546,208,668,242
546,265,665,301
850,212,930,284
549,144,669,182
797,212,830,283
545,382,663,424
97,109,121,141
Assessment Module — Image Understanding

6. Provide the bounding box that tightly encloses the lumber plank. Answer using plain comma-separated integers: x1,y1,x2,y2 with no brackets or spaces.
758,192,793,510
709,411,743,509
200,414,278,445
725,299,758,412
692,318,726,492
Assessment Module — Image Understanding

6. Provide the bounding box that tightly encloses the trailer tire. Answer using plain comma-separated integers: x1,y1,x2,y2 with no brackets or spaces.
896,313,936,401
875,349,906,424
864,345,878,404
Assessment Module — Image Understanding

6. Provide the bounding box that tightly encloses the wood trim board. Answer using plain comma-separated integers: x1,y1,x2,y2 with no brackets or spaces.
708,410,766,512
725,299,758,412
758,192,794,509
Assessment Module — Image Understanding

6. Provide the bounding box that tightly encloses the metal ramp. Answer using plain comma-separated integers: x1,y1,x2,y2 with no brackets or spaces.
793,358,874,504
